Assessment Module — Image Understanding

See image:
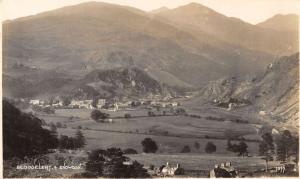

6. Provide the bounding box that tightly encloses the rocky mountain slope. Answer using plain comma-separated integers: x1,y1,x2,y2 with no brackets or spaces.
194,53,299,127
73,67,164,99
3,1,273,91
155,3,298,56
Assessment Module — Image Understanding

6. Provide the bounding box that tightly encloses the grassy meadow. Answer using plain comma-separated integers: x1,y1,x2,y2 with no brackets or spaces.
38,108,261,155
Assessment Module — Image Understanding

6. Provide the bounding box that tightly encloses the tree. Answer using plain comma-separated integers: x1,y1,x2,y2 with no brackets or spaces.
75,129,86,149
205,142,216,153
237,141,248,157
62,97,71,106
124,113,131,119
227,140,248,157
91,110,109,122
175,108,186,115
147,111,155,117
259,132,274,171
194,142,200,151
275,130,297,162
141,138,158,153
181,145,191,153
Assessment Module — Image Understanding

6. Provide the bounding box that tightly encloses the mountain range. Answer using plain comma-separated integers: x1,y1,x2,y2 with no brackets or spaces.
2,2,299,101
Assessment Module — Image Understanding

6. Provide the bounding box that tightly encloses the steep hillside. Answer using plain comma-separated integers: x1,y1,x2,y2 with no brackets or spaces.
3,99,57,159
194,53,299,127
257,14,299,32
156,3,298,56
3,1,272,89
3,67,164,100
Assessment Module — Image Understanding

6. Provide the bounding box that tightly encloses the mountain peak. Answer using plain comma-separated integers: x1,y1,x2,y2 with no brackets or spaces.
151,6,170,14
164,2,219,17
179,2,212,11
257,13,299,32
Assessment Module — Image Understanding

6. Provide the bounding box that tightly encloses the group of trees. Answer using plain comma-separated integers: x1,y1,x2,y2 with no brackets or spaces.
180,141,217,153
227,140,248,156
259,130,299,171
174,108,187,115
82,148,149,178
147,111,156,117
90,110,110,122
141,138,218,154
57,130,86,149
181,145,191,153
275,130,299,162
3,100,58,159
3,99,88,161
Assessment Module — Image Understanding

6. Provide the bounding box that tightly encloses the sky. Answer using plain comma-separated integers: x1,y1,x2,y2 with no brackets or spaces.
1,0,300,24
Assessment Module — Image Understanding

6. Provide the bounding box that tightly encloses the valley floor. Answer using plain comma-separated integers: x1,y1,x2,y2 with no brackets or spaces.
7,104,298,178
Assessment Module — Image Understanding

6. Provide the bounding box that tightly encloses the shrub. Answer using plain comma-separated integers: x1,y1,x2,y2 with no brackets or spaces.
181,145,191,153
124,113,131,119
123,148,138,154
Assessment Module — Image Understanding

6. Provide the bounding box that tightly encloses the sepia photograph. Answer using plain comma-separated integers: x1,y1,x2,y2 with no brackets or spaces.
1,0,299,178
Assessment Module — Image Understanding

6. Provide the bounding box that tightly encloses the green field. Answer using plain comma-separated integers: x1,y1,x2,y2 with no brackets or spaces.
33,107,276,177
38,108,261,154
54,108,150,118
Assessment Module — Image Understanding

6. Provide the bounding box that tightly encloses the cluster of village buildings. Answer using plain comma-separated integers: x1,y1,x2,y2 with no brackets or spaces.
28,98,179,111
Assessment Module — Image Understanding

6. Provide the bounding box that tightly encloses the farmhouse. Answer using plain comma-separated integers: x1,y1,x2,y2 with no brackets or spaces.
107,103,119,111
52,100,63,107
70,99,94,109
29,99,40,105
171,102,179,107
116,101,132,108
97,99,106,109
150,101,179,108
161,162,184,176
209,162,238,178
